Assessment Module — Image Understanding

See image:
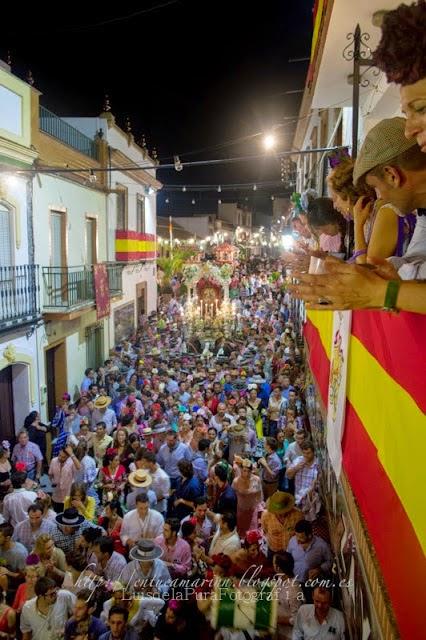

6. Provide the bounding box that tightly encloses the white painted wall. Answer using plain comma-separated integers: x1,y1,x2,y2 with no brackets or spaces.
165,216,211,238
12,363,30,431
0,175,31,265
66,331,87,398
0,331,39,429
33,174,107,268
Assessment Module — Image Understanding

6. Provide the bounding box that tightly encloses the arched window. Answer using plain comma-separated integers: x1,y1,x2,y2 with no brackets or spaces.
0,203,13,267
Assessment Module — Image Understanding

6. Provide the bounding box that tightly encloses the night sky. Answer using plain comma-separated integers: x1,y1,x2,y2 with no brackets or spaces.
3,0,314,217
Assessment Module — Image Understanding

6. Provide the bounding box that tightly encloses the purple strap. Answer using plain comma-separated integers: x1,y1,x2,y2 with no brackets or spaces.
396,214,417,256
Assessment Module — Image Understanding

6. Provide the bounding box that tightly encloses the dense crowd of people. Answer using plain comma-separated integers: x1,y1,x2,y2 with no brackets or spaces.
0,259,346,640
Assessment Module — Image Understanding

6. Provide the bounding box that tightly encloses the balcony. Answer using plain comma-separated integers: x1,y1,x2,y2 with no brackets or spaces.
0,265,41,331
105,263,124,297
39,106,98,160
42,264,123,316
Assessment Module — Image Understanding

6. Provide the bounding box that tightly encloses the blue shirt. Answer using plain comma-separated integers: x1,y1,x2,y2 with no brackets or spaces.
286,535,332,583
214,483,238,514
100,631,140,640
179,391,191,405
192,453,209,482
281,386,294,401
81,376,93,392
157,442,193,479
65,615,107,640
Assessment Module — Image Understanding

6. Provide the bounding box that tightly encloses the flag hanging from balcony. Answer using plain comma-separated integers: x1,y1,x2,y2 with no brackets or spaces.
304,309,426,640
94,264,110,320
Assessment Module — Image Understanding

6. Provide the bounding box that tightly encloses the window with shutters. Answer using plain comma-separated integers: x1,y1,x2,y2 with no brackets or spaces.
86,323,104,369
136,196,145,233
50,211,66,267
85,217,97,265
0,203,13,267
116,186,127,230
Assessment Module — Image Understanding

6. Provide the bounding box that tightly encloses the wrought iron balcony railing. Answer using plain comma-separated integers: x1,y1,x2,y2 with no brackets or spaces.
105,263,124,297
39,105,98,160
42,266,94,310
0,265,41,330
42,264,123,311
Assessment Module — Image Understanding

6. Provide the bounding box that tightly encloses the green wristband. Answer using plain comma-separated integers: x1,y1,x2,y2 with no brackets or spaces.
383,280,400,311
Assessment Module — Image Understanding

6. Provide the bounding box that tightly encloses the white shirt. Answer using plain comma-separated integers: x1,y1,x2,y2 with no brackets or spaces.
3,488,38,527
150,466,171,514
209,528,241,557
120,508,164,545
292,604,345,639
284,442,303,466
20,590,76,640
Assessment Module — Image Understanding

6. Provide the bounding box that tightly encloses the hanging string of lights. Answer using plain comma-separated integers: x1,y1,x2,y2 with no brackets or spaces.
5,145,347,177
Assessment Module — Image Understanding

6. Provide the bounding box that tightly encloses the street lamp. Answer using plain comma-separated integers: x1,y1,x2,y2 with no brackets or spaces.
263,133,276,150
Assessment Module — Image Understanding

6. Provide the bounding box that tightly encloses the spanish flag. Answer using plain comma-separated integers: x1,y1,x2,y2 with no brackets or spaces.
305,310,426,639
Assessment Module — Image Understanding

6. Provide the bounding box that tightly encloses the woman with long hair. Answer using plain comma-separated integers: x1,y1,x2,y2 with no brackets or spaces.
327,160,415,263
0,446,11,500
99,449,126,504
32,533,66,586
12,555,43,613
113,427,130,468
64,482,96,521
232,456,263,537
246,385,263,439
97,499,126,555
24,411,49,460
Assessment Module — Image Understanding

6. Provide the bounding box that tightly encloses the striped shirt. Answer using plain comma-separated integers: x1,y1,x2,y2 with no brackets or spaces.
11,442,43,473
13,518,55,552
292,457,319,505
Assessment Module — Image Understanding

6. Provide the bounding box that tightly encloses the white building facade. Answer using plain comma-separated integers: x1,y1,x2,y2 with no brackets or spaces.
65,114,160,346
0,63,41,440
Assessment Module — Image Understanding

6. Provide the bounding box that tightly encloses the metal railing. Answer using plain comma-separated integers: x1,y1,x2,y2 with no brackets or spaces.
39,105,98,160
0,265,41,329
42,266,94,309
42,263,123,310
106,263,123,296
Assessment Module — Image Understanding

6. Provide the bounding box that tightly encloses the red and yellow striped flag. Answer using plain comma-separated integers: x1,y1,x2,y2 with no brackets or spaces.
305,309,426,639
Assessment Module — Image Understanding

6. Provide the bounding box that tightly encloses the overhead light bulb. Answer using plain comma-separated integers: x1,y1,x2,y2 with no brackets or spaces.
218,199,222,204
253,184,257,191
191,199,195,205
182,186,186,192
165,198,169,204
263,133,276,150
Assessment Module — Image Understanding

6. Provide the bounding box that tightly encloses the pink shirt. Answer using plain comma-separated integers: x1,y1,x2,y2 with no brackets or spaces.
154,535,192,576
48,457,76,503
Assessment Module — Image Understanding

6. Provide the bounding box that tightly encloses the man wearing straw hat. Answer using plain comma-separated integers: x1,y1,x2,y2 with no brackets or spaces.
91,396,117,434
261,491,303,560
126,469,157,511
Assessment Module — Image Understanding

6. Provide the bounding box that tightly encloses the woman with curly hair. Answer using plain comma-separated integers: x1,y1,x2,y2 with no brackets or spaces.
373,1,426,151
327,159,415,262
